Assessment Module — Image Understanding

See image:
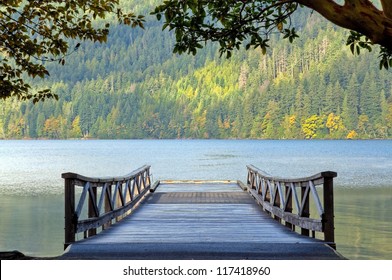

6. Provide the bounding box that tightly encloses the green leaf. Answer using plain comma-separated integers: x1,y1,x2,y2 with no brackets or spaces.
261,46,267,55
350,44,355,54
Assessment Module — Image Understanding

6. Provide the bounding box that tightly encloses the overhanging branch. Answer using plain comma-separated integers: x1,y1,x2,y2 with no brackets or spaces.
381,0,392,19
297,0,392,49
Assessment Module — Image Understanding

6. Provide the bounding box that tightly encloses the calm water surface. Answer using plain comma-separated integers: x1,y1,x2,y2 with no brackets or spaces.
0,140,391,259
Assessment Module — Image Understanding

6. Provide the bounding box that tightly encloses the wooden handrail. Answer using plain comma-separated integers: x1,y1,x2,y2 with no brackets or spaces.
63,165,152,249
246,165,337,248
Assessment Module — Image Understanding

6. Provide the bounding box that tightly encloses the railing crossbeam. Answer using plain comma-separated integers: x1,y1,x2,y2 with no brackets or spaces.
63,165,152,250
309,181,324,217
246,165,337,247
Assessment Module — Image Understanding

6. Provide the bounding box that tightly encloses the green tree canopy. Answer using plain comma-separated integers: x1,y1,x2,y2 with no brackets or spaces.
0,0,144,102
152,0,392,67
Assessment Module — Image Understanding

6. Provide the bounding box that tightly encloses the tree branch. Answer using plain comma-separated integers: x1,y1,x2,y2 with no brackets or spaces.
296,0,392,49
381,0,392,19
0,10,47,40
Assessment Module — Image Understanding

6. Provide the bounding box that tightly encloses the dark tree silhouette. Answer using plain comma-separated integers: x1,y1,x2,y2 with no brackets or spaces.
0,0,144,102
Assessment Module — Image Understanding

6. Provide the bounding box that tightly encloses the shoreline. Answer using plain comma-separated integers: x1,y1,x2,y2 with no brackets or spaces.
0,251,58,260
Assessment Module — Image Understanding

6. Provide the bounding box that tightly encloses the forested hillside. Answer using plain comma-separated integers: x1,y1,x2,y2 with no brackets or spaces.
1,2,392,139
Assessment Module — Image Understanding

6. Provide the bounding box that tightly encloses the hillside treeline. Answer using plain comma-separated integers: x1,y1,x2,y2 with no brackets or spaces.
1,7,392,139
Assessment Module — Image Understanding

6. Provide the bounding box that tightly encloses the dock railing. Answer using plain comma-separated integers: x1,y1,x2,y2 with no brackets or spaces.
63,165,152,249
246,165,337,248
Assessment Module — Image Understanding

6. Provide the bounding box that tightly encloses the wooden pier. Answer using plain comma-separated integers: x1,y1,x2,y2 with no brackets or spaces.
60,165,344,260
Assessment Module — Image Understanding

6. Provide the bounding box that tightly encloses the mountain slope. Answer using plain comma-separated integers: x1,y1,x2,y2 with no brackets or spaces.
1,4,392,139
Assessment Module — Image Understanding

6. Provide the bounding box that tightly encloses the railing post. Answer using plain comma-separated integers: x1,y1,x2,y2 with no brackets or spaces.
323,174,335,248
246,167,251,186
273,181,281,222
103,184,112,230
146,166,152,188
64,177,75,250
63,165,153,246
284,183,293,230
301,184,310,237
246,165,338,246
116,182,123,222
88,186,97,237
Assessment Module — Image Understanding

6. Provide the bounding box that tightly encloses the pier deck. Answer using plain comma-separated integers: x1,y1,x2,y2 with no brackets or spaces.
60,180,343,260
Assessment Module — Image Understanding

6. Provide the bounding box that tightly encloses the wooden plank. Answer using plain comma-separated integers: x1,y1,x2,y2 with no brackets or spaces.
145,192,254,204
62,181,341,260
64,178,75,249
237,180,248,191
309,180,324,217
156,181,242,193
62,165,151,183
323,176,335,246
75,185,150,233
61,242,344,260
149,180,160,193
79,204,318,244
248,188,323,232
247,165,337,184
75,182,89,217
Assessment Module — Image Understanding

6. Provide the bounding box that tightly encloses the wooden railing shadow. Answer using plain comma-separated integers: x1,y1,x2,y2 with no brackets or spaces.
246,165,337,248
62,165,152,249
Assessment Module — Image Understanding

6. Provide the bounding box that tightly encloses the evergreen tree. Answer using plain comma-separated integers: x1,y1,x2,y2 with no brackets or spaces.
342,74,360,131
2,7,392,140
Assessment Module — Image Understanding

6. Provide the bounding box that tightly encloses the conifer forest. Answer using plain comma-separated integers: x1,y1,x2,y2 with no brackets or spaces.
2,2,392,140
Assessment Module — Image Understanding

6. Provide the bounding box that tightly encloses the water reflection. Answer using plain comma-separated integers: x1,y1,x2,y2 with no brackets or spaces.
0,195,64,257
0,140,391,259
0,187,391,259
335,187,392,260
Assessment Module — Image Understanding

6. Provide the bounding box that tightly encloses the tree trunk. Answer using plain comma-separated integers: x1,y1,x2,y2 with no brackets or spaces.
297,0,392,49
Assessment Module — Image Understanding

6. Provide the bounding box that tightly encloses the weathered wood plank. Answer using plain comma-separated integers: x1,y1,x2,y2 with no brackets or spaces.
62,165,151,183
155,181,241,193
145,192,254,204
64,165,152,246
247,164,337,185
62,180,343,260
73,203,319,244
247,165,337,244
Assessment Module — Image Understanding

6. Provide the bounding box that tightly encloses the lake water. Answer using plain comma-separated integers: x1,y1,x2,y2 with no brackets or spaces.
0,139,391,259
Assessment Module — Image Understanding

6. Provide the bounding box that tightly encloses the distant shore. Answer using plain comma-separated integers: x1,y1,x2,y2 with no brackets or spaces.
0,251,58,260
